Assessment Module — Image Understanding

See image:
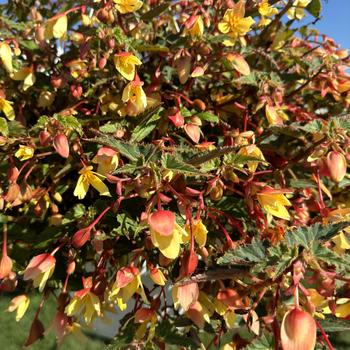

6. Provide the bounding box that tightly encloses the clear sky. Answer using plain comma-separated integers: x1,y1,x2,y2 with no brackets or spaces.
0,0,348,49
304,0,350,49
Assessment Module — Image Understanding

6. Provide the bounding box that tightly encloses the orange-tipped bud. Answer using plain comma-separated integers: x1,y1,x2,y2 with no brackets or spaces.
0,255,13,279
280,307,316,350
53,134,70,158
72,227,92,248
325,151,347,183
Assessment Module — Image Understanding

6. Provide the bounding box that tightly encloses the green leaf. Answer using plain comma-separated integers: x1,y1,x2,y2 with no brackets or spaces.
285,222,350,248
244,333,274,350
161,154,203,175
0,117,9,136
224,153,267,166
319,318,350,332
311,243,350,273
197,111,219,123
141,2,171,22
289,179,317,189
306,0,322,18
131,111,161,142
217,238,266,265
87,136,141,162
188,146,238,166
56,115,83,135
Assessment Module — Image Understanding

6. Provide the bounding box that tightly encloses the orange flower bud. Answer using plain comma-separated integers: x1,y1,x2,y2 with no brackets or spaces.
325,151,347,183
53,134,69,158
0,255,13,279
72,227,92,248
280,307,316,350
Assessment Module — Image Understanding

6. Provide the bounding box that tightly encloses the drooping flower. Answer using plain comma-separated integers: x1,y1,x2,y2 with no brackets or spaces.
7,295,30,321
172,282,199,311
92,147,119,176
226,53,251,76
237,144,266,173
109,266,147,311
287,0,312,20
218,0,255,46
257,187,292,220
149,210,189,259
149,267,167,286
11,66,36,91
0,97,15,120
44,15,68,40
65,277,101,324
114,0,143,14
15,145,35,161
122,77,147,116
280,307,316,350
325,151,347,183
265,104,288,125
184,16,204,38
73,166,111,199
185,219,208,247
114,52,142,81
23,253,56,292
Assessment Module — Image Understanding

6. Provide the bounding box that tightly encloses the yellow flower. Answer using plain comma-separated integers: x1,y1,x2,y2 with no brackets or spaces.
287,0,312,20
114,0,143,14
7,295,30,322
237,144,266,173
184,16,204,38
23,253,56,292
44,15,68,40
114,52,142,81
149,267,167,286
0,98,15,120
66,60,88,79
258,0,278,17
332,230,350,254
122,78,147,116
15,145,35,161
265,104,288,125
11,67,36,91
92,147,119,176
218,0,255,46
151,223,188,259
257,188,292,220
0,42,13,73
109,266,147,311
65,290,101,325
73,166,111,199
185,219,208,247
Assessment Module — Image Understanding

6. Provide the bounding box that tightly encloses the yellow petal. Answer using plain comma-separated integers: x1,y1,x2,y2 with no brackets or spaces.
53,15,68,39
73,174,90,199
335,302,350,318
224,309,237,329
33,263,55,292
87,173,111,197
16,296,30,322
150,228,181,259
65,296,83,316
0,98,15,120
0,42,13,73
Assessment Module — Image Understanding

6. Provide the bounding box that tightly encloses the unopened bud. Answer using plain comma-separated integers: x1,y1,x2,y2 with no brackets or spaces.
280,307,316,350
325,151,347,182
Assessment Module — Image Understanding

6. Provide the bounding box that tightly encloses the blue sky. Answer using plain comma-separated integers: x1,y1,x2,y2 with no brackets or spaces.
304,0,350,49
0,0,348,49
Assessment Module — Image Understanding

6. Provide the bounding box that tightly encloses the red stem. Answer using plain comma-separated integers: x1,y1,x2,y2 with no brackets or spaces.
2,223,8,257
316,320,334,350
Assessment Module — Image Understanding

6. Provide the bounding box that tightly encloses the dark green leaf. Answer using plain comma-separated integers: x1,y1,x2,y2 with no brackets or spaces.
244,333,274,350
141,2,171,22
217,238,266,265
197,111,219,123
161,154,203,175
131,112,161,142
306,0,322,18
319,318,350,332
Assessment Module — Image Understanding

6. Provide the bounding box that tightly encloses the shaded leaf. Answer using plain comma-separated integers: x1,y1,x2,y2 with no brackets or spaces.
161,154,202,175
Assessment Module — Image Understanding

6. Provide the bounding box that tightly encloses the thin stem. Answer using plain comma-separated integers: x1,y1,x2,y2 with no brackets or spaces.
316,320,334,350
2,223,8,256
